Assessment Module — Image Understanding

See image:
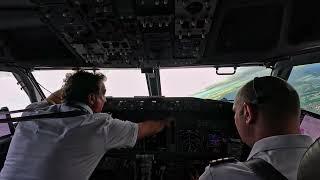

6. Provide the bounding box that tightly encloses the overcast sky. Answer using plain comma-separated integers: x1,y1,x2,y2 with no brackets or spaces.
32,68,236,97
0,68,231,111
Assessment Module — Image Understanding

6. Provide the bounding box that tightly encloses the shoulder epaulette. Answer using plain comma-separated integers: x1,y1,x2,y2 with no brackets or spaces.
209,157,237,167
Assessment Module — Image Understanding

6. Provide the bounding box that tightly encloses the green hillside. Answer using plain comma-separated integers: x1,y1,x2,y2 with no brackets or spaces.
193,67,271,100
193,64,320,115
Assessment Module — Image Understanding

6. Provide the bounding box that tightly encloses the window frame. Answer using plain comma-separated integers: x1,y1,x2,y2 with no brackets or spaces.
0,70,31,113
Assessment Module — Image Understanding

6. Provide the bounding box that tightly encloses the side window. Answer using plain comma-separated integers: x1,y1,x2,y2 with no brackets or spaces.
0,72,30,116
288,63,320,115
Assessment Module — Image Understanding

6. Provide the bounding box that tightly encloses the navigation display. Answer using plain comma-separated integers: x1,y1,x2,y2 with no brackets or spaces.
300,114,320,140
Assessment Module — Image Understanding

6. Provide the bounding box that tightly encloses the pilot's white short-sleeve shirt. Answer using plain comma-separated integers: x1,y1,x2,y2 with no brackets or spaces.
199,134,313,180
0,101,138,180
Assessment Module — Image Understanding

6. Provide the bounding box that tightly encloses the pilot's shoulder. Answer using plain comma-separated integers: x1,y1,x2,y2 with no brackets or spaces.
83,112,114,125
209,157,238,167
93,112,112,120
26,100,50,109
22,101,52,116
200,157,255,180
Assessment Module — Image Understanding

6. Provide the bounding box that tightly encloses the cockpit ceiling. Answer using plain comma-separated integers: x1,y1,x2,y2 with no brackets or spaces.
1,0,320,68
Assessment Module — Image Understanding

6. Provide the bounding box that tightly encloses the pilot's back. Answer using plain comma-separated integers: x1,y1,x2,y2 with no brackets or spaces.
0,101,138,180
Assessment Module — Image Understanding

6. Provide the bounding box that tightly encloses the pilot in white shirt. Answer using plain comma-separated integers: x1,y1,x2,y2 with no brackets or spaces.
200,134,313,180
200,76,314,180
0,71,169,180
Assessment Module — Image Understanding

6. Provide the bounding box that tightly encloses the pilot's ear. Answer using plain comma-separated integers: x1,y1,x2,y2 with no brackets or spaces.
243,103,256,124
88,94,96,106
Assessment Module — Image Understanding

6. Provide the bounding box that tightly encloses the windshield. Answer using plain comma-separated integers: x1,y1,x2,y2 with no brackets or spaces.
32,69,149,97
32,67,271,100
288,63,320,115
160,66,272,100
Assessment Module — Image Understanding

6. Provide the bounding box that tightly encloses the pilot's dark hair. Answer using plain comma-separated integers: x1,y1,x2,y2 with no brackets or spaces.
62,70,106,104
237,76,300,121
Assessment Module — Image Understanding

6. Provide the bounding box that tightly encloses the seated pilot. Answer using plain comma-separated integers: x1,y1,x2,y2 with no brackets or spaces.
200,76,313,180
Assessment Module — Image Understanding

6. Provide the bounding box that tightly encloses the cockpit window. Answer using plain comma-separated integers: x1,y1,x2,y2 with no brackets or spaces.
98,69,148,97
0,71,30,114
32,69,149,97
32,70,74,97
160,67,271,100
288,63,320,115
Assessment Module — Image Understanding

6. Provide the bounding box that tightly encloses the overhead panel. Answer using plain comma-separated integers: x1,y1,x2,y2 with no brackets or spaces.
288,0,320,45
4,0,320,67
174,0,217,59
30,0,218,67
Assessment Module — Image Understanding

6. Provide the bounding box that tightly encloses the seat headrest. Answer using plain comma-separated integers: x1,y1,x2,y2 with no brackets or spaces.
298,137,320,180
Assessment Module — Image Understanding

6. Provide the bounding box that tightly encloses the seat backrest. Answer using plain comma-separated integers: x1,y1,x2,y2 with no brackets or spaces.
297,137,320,180
0,107,13,170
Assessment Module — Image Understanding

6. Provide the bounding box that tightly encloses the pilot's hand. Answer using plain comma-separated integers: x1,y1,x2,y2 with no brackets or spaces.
46,88,64,104
137,117,175,140
162,117,175,128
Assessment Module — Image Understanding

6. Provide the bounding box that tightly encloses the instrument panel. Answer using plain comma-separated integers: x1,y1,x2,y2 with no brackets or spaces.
91,97,246,180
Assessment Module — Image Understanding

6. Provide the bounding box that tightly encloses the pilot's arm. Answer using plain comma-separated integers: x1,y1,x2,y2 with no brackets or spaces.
21,89,64,116
46,89,64,104
46,88,170,147
103,115,171,149
137,120,170,139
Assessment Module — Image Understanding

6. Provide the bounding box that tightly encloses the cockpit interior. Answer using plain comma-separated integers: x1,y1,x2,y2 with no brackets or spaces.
0,0,320,179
